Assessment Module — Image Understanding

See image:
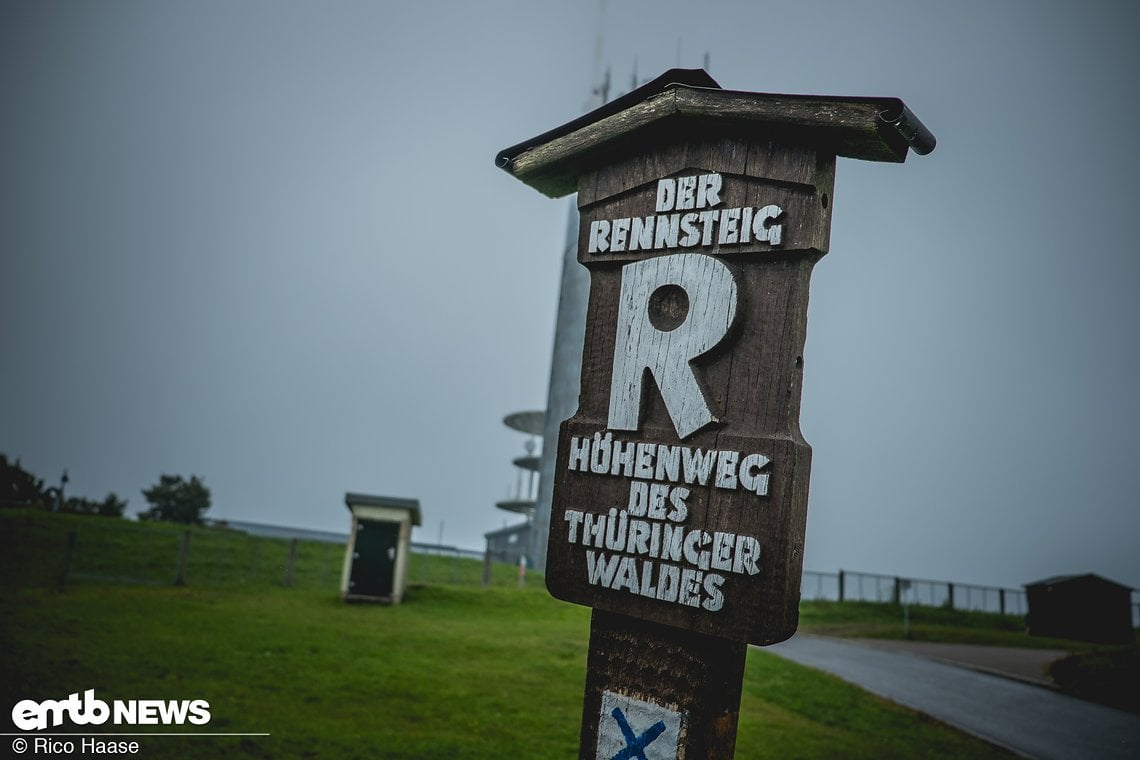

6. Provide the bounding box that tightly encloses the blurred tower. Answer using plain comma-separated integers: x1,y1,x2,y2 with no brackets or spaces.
509,10,626,570
529,207,588,572
485,410,545,566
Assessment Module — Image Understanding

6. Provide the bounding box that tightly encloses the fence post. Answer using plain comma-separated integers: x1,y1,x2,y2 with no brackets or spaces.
284,538,299,587
58,530,78,591
999,588,1006,615
318,542,327,588
838,570,845,603
947,582,955,609
248,539,261,583
482,550,492,588
892,577,901,605
174,530,192,586
321,542,333,589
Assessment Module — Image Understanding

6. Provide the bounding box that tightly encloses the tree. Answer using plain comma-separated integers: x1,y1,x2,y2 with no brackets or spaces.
1,454,47,508
140,474,210,525
98,492,128,517
63,493,128,518
2,454,125,517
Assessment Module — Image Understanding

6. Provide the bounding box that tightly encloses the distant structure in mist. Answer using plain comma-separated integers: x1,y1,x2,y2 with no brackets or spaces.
485,410,545,567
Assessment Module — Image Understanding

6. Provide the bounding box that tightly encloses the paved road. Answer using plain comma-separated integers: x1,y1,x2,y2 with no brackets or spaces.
841,638,1068,687
766,635,1140,760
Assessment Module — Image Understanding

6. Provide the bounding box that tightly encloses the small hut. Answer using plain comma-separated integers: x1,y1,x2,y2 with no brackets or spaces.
341,493,421,604
1025,573,1134,645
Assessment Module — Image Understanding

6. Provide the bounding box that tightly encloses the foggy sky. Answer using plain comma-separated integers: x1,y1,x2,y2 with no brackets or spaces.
2,0,1138,592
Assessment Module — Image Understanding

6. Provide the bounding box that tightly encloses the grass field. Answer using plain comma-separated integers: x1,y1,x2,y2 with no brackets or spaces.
0,511,1031,757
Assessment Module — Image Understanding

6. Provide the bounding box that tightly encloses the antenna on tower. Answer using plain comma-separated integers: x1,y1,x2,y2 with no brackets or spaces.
588,0,610,108
594,67,611,105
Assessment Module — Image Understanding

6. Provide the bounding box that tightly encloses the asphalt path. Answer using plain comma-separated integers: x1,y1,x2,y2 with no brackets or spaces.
766,635,1140,760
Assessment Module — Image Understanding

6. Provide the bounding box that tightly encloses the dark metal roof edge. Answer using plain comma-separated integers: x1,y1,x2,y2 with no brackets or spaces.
1024,572,1134,591
496,74,936,176
688,88,935,156
484,522,533,538
495,68,720,171
676,87,934,158
876,100,937,156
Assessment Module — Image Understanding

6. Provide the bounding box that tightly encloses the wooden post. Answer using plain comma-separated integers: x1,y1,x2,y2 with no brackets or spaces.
248,540,261,582
173,530,192,586
284,537,299,587
838,569,846,603
1000,587,1006,615
497,68,933,759
58,529,78,592
581,610,747,759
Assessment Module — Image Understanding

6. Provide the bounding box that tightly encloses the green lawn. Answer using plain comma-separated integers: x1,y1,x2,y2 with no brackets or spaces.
0,583,1015,759
798,598,1087,650
0,511,1017,758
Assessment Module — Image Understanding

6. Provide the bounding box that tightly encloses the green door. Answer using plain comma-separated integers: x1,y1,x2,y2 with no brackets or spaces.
349,519,400,598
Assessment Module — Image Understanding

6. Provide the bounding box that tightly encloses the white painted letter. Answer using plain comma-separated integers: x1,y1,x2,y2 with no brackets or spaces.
656,178,677,212
739,453,771,496
752,204,784,246
608,253,738,439
589,219,611,253
677,176,697,210
697,173,723,208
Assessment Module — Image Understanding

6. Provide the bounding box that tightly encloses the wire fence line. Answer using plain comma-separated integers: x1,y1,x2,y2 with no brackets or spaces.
31,517,516,591
801,569,1029,615
10,514,1139,625
802,570,1140,627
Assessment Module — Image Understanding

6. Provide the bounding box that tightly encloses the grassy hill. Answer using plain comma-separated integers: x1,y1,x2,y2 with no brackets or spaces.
0,510,1022,758
800,598,1077,649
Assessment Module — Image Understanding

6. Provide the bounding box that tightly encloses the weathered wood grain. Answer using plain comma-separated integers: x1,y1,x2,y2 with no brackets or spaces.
546,137,830,646
506,85,904,197
579,609,746,760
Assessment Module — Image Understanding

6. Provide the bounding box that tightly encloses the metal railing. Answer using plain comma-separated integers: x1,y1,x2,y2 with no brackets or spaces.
801,569,1139,627
802,568,1027,617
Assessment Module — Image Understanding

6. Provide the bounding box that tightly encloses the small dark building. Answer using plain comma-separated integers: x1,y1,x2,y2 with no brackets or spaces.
1025,573,1134,645
484,522,534,569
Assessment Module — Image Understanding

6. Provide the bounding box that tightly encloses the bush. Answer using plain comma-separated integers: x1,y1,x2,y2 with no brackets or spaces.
1051,644,1140,714
139,475,210,525
62,493,128,518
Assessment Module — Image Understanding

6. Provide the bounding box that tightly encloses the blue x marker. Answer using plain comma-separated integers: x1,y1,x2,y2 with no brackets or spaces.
609,706,667,760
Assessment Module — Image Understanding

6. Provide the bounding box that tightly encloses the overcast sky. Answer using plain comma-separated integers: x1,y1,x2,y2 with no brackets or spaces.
2,1,1138,593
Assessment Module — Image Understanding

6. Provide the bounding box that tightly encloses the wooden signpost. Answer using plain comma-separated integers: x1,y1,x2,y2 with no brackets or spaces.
497,69,934,759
